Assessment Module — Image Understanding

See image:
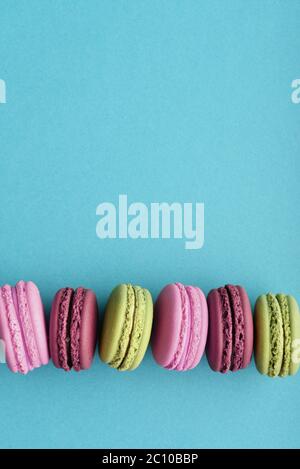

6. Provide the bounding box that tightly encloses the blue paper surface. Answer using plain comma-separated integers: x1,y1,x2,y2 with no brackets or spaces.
0,0,299,448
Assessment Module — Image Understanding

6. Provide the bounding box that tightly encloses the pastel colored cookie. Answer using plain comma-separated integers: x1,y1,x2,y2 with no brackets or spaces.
152,283,208,371
254,293,300,377
100,284,153,371
0,281,49,374
50,287,98,371
206,285,253,373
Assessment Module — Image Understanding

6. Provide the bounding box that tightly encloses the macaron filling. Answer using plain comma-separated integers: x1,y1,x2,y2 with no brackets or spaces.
226,285,245,371
217,287,233,373
267,293,284,377
70,288,87,372
57,287,87,371
57,288,73,371
276,294,291,377
109,284,135,369
118,286,146,371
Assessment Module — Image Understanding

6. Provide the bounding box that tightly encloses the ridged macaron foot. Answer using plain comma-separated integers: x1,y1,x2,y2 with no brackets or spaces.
49,287,98,371
0,281,49,374
254,293,300,377
152,283,208,371
99,284,153,371
206,285,253,373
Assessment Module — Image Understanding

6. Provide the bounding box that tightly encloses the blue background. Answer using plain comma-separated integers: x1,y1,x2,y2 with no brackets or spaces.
0,0,299,449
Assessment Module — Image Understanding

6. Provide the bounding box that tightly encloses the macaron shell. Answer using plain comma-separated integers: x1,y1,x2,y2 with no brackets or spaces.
79,289,98,370
288,295,300,376
182,286,208,370
25,281,49,366
206,289,224,372
129,288,153,371
187,286,208,370
151,284,183,368
237,286,253,369
254,295,271,375
99,284,135,366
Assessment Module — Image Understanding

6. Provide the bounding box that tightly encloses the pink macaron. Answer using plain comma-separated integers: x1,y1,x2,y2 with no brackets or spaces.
49,287,98,371
0,281,49,374
152,283,208,371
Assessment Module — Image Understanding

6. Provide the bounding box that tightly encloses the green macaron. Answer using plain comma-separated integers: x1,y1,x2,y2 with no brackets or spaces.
254,293,300,377
99,284,153,371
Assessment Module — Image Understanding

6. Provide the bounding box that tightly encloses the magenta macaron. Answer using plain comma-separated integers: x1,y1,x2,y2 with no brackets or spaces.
152,283,208,371
206,284,253,373
49,287,98,371
0,281,49,374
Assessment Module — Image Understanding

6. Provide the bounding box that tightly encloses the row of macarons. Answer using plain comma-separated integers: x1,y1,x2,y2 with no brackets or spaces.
0,281,299,377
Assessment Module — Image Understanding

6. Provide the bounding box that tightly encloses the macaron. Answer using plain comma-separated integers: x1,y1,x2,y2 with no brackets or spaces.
254,293,300,377
0,281,49,374
49,287,98,371
152,283,208,371
206,285,253,373
100,284,153,371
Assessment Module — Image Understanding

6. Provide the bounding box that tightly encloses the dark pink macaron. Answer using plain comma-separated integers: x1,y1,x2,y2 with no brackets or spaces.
206,285,253,373
49,287,98,371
